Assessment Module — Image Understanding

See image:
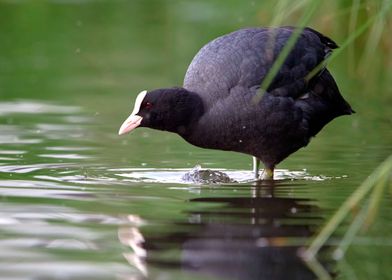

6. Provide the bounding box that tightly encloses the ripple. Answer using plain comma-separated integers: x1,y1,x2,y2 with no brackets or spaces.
38,153,92,159
0,161,330,186
0,179,94,200
0,261,132,280
0,187,94,200
45,146,94,151
0,204,138,226
0,150,27,155
0,163,75,173
34,174,121,185
0,125,42,145
0,179,79,189
63,115,93,124
110,167,317,184
0,157,19,161
0,100,80,116
0,136,42,145
36,123,83,132
35,123,88,140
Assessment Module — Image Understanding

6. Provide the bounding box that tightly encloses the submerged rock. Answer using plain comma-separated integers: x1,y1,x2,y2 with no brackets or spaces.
182,165,234,184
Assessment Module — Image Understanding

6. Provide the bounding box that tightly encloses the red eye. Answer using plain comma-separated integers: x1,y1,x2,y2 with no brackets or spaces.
145,102,153,109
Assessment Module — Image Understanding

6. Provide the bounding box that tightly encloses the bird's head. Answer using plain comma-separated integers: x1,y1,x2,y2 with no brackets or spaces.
118,88,203,135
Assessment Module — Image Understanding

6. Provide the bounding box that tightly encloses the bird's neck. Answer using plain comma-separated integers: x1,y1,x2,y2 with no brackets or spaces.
164,88,205,135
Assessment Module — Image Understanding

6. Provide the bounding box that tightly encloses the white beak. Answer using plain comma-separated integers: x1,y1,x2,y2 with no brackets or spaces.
118,114,143,135
118,90,147,136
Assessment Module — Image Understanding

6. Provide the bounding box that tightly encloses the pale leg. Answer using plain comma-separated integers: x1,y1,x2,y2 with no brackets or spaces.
252,156,260,179
262,166,274,180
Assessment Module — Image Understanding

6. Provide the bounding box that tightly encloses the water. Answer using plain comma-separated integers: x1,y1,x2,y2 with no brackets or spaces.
1,1,392,280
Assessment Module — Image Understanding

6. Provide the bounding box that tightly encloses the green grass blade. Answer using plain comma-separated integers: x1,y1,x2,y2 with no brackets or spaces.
361,173,388,230
347,0,361,75
306,0,392,81
359,0,389,74
253,0,321,103
332,173,388,260
305,154,392,256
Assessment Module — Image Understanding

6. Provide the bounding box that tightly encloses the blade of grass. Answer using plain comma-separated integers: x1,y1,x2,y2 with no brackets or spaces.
332,199,370,260
305,154,392,257
302,256,332,280
270,0,309,27
361,173,388,230
306,0,392,81
253,0,321,103
282,0,309,19
332,173,388,260
270,0,291,27
359,0,389,75
347,0,361,76
303,155,392,279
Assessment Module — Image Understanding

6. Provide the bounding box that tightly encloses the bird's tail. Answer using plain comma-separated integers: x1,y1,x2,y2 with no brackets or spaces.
297,69,355,137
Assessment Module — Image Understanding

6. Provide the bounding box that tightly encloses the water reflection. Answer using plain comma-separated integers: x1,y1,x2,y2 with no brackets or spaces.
0,95,335,279
118,215,148,277
126,181,333,280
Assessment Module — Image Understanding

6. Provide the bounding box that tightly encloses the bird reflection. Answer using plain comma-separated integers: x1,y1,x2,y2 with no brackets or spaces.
122,180,333,280
180,181,323,280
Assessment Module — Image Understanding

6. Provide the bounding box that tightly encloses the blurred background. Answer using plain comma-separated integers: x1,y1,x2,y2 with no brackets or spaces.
0,0,391,279
0,0,391,169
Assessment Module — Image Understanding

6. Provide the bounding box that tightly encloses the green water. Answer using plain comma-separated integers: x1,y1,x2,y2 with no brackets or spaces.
1,1,391,280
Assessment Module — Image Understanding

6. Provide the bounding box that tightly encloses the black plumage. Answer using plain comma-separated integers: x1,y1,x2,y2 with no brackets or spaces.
119,27,354,179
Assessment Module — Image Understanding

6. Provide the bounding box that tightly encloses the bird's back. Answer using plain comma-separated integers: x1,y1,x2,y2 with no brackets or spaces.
182,27,354,166
184,27,334,103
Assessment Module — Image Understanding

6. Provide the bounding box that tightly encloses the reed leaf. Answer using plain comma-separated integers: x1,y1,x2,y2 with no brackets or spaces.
306,154,392,257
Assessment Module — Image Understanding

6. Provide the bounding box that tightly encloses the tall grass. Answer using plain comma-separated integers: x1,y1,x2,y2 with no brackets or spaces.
255,0,392,98
303,155,392,279
261,1,392,278
253,0,321,103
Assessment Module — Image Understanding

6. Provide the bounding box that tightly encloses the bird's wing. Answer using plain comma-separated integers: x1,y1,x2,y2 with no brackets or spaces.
183,27,337,104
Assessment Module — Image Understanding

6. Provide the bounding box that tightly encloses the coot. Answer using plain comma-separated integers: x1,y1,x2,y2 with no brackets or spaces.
119,27,354,179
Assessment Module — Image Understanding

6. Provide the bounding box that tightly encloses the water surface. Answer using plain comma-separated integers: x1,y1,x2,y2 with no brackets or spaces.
1,1,391,280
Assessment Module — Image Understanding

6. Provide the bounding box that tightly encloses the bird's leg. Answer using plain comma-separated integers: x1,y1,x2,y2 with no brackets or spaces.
252,156,260,179
262,165,274,180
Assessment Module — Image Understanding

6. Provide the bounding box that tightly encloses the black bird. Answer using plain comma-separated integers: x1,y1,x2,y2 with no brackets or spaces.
119,27,354,179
